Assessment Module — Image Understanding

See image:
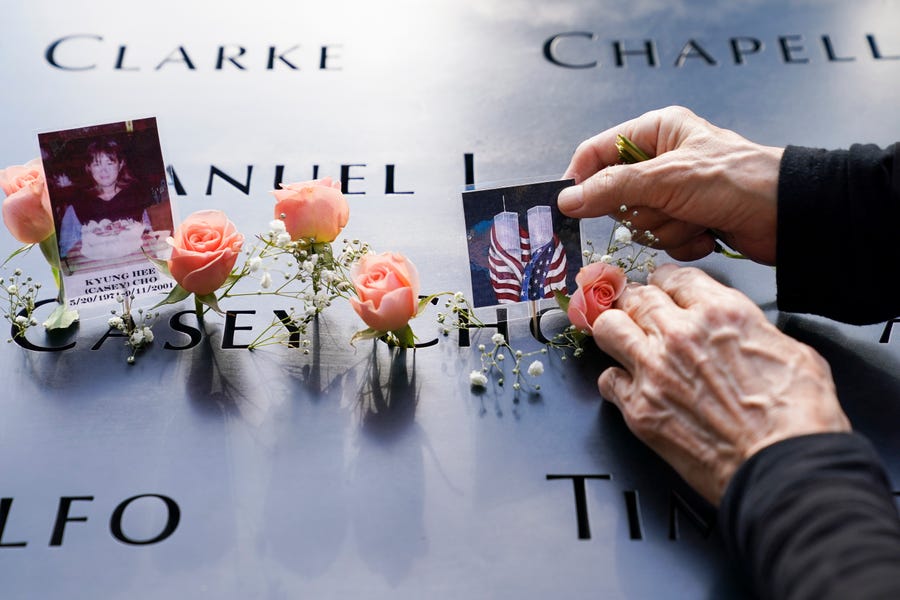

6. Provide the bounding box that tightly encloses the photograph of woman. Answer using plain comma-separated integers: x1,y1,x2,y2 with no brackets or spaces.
40,118,174,280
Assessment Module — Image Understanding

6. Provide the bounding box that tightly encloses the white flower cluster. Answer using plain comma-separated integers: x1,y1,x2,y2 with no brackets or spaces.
268,219,293,248
468,370,488,387
468,331,547,393
435,291,558,395
108,293,158,364
335,239,370,267
301,288,332,316
582,206,658,278
224,236,371,351
436,291,468,336
1,268,41,341
128,325,155,347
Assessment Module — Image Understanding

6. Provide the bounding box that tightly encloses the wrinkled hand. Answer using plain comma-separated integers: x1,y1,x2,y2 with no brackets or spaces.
558,105,783,265
592,264,850,504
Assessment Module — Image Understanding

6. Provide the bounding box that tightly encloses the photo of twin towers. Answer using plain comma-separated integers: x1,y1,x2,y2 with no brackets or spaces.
462,179,582,308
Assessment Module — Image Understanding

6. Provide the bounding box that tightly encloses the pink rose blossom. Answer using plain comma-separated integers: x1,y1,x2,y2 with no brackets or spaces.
0,159,54,244
567,262,627,332
272,177,349,243
349,252,420,332
167,210,244,296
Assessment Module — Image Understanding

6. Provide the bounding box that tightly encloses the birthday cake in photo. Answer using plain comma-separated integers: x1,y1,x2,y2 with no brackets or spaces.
79,218,146,260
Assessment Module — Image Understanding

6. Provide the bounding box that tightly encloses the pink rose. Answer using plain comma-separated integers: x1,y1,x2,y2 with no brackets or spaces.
272,177,349,242
567,262,627,332
0,159,54,244
167,210,244,296
349,252,420,332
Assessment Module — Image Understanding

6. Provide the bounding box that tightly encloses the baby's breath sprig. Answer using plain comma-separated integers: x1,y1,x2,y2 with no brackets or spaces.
546,324,587,359
1,268,40,340
246,308,314,352
435,291,469,337
437,292,550,393
216,221,370,350
107,292,157,364
468,332,547,394
582,212,658,278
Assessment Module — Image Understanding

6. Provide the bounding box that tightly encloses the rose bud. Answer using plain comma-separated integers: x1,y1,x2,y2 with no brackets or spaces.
567,262,627,332
272,177,350,243
167,210,244,296
349,252,420,332
0,159,54,244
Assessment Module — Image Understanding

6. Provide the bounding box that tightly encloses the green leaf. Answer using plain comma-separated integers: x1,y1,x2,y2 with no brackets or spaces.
2,243,34,268
42,303,79,330
554,290,571,313
49,265,63,301
143,251,172,278
223,272,243,286
350,322,418,348
310,241,333,256
350,327,382,346
390,323,416,348
150,284,192,310
38,235,65,300
38,234,61,267
712,241,749,260
195,292,226,315
416,292,445,316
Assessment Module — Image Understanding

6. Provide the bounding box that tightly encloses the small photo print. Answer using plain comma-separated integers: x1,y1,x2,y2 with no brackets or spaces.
462,178,581,308
38,117,175,308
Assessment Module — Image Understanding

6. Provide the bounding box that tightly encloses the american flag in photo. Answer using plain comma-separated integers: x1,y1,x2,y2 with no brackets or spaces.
520,234,568,301
488,223,531,303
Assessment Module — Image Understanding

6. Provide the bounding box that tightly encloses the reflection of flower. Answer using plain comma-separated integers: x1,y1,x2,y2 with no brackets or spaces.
349,252,420,333
567,262,627,333
0,159,54,244
167,210,244,296
273,177,349,243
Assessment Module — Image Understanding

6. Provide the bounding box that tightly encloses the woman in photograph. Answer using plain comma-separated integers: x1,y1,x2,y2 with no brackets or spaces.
58,138,154,259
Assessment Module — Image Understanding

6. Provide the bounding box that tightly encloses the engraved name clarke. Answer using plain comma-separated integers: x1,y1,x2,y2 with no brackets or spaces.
45,35,343,72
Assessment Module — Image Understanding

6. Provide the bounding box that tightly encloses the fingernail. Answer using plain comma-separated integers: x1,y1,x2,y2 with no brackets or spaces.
558,185,583,212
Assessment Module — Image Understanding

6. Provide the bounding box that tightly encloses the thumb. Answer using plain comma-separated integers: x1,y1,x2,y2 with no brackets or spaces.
558,162,655,219
597,366,633,407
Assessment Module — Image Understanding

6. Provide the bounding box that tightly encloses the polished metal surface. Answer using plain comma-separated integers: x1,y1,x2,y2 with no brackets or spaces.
1,1,898,598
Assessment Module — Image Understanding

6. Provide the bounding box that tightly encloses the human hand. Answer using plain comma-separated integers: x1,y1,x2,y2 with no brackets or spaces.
591,264,850,504
558,106,783,265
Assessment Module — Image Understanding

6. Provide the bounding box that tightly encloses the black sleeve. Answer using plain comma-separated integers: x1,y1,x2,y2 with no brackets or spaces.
719,433,900,600
776,143,900,324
